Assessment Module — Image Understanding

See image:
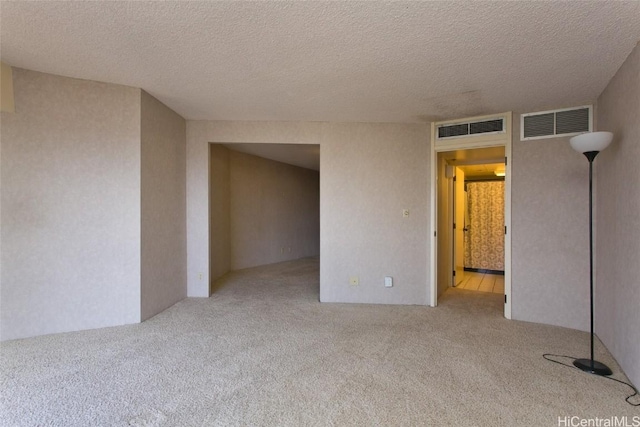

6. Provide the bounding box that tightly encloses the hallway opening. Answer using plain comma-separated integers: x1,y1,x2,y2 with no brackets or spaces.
460,172,506,289
436,148,506,303
208,143,320,298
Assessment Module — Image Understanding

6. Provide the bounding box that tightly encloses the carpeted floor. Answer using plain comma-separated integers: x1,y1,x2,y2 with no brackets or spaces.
1,257,637,426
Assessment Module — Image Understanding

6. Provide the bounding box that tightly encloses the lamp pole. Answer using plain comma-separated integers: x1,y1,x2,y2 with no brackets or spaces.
572,150,612,376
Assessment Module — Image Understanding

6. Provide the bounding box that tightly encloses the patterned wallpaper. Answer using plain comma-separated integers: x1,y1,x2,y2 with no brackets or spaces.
464,181,505,271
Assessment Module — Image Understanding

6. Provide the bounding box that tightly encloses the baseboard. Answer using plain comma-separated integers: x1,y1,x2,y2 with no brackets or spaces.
463,267,505,276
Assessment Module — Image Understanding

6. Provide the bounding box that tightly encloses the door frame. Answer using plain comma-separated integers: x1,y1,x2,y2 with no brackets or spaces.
452,166,465,287
429,113,512,319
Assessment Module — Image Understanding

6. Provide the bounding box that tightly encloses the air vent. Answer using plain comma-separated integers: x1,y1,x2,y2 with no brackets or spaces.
521,106,591,141
437,118,505,140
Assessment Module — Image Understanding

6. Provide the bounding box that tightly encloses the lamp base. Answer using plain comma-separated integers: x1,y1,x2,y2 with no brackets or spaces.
573,358,613,376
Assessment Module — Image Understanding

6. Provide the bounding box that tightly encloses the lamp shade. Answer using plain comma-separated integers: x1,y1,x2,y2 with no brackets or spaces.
570,131,613,153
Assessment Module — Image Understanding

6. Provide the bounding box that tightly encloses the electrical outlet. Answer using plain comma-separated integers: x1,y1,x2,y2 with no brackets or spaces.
403,209,410,218
280,247,284,254
349,276,359,286
198,272,203,281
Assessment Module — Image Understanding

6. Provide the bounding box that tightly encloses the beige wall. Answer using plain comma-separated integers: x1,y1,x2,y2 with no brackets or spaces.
7,62,632,359
209,144,231,283
140,91,187,321
228,149,319,270
595,42,640,387
1,70,188,340
187,121,431,304
511,114,591,331
0,69,141,340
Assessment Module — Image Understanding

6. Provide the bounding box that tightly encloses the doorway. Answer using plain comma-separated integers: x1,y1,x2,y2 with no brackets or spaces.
208,143,320,296
453,162,506,293
429,113,512,318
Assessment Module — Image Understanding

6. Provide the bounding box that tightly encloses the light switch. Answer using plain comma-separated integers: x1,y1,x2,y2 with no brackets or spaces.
385,276,393,287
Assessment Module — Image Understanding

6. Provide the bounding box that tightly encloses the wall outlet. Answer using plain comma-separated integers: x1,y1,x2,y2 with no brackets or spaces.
198,272,203,281
403,209,410,218
349,276,359,286
384,276,393,287
280,247,284,254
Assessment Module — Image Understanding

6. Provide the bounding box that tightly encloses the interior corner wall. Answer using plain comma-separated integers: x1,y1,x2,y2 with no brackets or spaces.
187,121,431,304
140,91,187,321
511,114,591,331
229,150,320,270
209,144,231,284
0,69,141,340
595,42,640,387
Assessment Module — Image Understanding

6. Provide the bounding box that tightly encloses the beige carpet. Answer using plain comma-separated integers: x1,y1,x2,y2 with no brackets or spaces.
1,257,637,426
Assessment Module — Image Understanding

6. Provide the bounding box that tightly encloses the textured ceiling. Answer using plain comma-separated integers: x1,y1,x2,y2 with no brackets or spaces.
1,1,639,124
440,146,505,178
459,163,504,179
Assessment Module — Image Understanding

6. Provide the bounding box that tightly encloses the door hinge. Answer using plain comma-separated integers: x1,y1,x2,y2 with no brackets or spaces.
453,270,456,276
505,226,507,235
504,294,507,304
434,231,437,237
505,156,508,166
453,222,456,230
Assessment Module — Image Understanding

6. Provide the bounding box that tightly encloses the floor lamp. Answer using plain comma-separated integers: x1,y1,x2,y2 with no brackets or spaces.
569,131,613,376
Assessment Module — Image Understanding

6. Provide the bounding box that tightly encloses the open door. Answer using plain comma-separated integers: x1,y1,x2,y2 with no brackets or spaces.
453,167,465,286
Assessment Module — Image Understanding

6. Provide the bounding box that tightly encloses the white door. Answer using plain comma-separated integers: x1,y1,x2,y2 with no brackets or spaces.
453,167,465,286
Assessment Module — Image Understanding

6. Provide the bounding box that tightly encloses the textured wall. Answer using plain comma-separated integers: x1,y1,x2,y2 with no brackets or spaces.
209,144,231,284
317,123,429,304
0,69,141,340
595,42,640,387
511,116,590,331
140,91,187,321
186,121,431,304
229,150,319,270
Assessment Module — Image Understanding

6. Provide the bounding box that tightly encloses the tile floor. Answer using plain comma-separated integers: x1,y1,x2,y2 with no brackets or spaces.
455,271,504,294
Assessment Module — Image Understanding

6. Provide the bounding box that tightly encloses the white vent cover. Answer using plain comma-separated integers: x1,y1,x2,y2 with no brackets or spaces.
437,117,505,140
521,105,592,141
